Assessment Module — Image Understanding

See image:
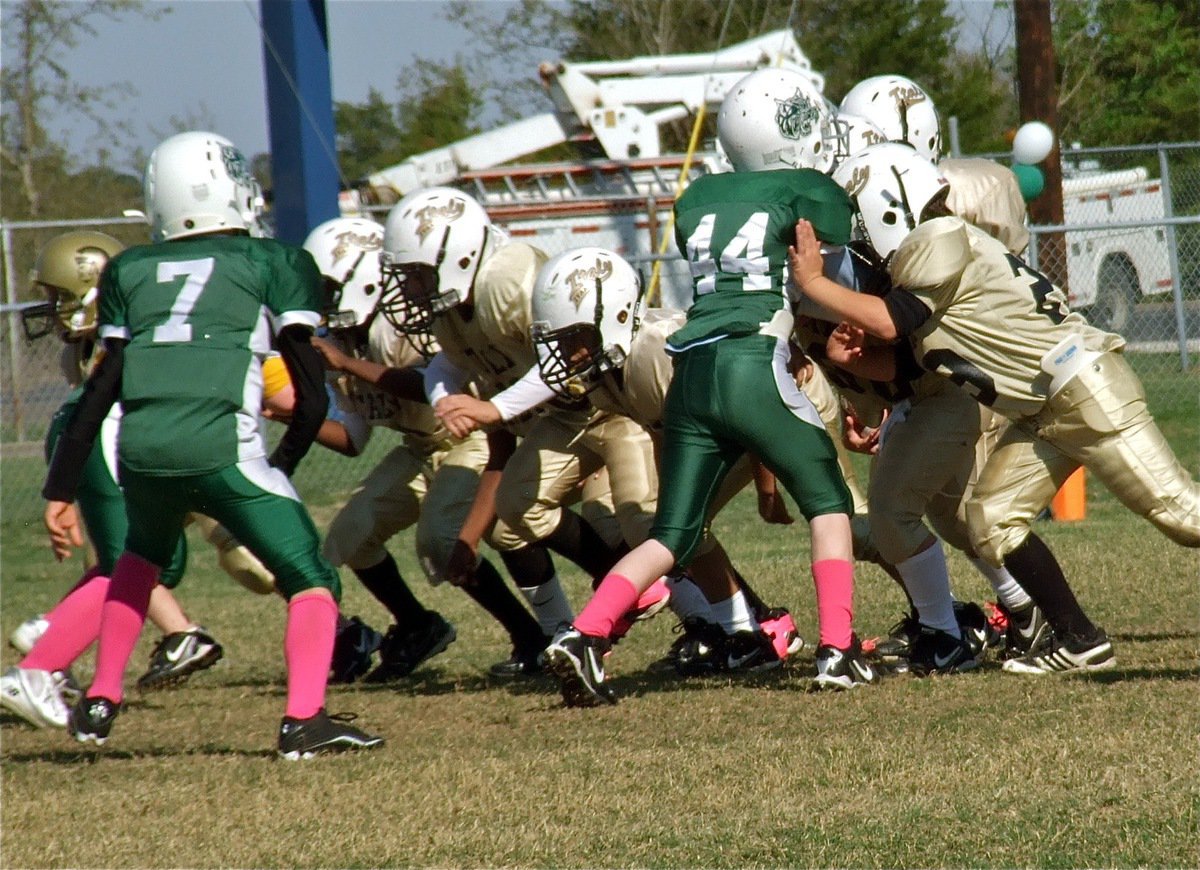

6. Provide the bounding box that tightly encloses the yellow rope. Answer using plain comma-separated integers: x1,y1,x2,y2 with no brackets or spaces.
647,102,707,306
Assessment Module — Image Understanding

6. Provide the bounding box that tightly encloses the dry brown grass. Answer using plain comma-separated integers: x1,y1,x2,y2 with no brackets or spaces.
2,474,1197,868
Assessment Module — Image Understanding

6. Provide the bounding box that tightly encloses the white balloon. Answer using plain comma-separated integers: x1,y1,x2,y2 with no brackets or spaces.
1013,121,1055,164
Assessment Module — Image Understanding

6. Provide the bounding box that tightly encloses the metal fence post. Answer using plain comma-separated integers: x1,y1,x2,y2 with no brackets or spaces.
1157,146,1190,370
2,221,26,440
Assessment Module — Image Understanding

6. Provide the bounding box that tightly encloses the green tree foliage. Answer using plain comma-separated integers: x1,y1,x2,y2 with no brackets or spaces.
1,0,162,219
335,60,483,182
1053,0,1200,147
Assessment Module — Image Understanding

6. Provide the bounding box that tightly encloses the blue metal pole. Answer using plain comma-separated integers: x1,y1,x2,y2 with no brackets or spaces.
260,0,339,244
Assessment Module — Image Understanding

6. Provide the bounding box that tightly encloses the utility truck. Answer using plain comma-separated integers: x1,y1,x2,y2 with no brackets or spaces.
345,30,821,308
1059,164,1173,332
347,31,1174,324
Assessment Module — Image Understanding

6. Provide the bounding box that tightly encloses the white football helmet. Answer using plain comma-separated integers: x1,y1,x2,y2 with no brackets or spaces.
839,75,942,162
378,187,496,336
302,217,385,330
530,247,644,398
144,131,264,242
833,142,950,261
717,68,838,174
833,112,889,164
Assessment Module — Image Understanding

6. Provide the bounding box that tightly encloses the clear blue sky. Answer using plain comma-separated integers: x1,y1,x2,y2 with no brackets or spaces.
47,0,1009,173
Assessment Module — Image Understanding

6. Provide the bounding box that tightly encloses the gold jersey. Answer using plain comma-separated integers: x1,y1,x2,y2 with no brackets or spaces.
331,316,450,451
590,309,683,430
890,216,1123,418
938,158,1030,256
432,242,546,400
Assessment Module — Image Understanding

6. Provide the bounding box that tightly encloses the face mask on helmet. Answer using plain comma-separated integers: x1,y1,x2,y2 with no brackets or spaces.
21,230,124,342
303,217,386,332
833,112,889,166
833,143,951,261
717,68,838,174
529,247,643,398
838,75,942,162
144,131,265,242
378,187,492,335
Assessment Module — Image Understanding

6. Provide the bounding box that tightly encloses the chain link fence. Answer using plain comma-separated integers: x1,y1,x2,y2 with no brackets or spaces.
4,144,1198,535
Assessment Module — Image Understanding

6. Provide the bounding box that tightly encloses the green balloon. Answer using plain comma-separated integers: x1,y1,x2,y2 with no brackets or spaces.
1012,162,1045,200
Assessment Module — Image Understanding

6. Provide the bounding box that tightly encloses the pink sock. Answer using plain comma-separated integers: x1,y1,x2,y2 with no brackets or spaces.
812,559,854,649
89,553,160,703
573,574,641,639
21,568,109,672
284,593,337,719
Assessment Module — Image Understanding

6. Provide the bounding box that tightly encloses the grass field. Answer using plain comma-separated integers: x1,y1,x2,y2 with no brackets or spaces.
1,363,1197,868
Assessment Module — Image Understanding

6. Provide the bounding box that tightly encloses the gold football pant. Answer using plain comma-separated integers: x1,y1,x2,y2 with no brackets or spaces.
968,351,1200,565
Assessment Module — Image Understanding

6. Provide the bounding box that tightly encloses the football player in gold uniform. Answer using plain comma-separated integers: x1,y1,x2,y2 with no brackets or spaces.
794,143,1198,675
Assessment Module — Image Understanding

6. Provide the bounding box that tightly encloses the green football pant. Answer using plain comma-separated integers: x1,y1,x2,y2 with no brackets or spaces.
652,335,851,565
118,457,340,600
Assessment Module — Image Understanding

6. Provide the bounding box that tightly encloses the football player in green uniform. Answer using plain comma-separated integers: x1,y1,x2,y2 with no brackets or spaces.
543,70,878,705
2,231,228,730
793,142,1199,675
41,132,382,757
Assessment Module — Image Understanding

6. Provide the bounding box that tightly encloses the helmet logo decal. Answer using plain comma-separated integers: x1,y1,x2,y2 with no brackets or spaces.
888,84,927,109
415,199,466,244
73,248,107,285
330,229,382,265
220,145,253,185
844,165,870,197
566,259,613,310
775,89,820,141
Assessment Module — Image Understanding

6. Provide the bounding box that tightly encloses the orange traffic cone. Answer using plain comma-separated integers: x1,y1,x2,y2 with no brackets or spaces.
1051,467,1087,521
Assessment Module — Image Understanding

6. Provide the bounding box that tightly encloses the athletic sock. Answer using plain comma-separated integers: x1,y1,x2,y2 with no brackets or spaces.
895,542,959,637
573,573,640,639
664,573,714,622
710,589,758,634
465,558,546,651
503,545,576,635
1003,533,1099,642
352,552,429,632
283,592,337,720
812,559,854,650
88,553,160,704
967,556,1033,612
542,508,627,583
20,568,109,672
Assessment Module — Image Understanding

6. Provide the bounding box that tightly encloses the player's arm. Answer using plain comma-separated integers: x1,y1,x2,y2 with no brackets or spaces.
825,322,899,382
310,335,426,403
444,428,518,586
271,324,328,475
42,338,125,559
790,220,907,341
437,364,555,439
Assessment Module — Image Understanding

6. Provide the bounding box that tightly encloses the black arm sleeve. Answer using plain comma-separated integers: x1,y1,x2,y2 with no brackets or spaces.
42,339,125,502
484,427,518,472
883,292,933,338
377,367,429,403
270,324,329,476
893,339,925,383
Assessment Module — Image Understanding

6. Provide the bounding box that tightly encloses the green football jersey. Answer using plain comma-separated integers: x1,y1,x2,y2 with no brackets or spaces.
669,169,852,349
97,234,322,474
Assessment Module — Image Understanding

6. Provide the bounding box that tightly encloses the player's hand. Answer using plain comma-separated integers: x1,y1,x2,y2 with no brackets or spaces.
788,220,825,290
44,500,83,562
844,407,885,455
827,321,866,365
435,394,500,439
787,343,814,386
310,335,351,371
757,490,794,525
444,539,479,588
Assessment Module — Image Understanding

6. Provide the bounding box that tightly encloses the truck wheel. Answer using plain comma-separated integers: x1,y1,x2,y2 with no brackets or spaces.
1089,259,1138,333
